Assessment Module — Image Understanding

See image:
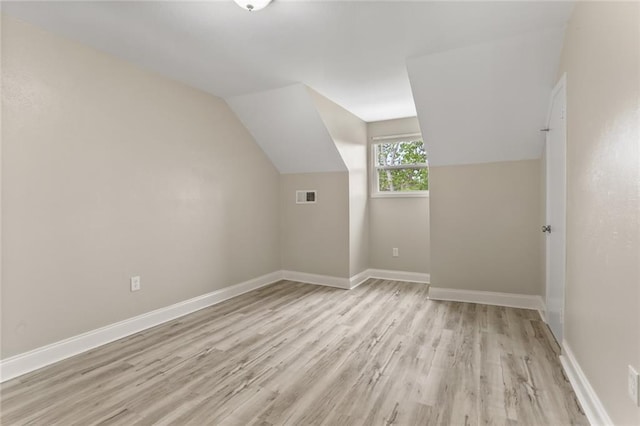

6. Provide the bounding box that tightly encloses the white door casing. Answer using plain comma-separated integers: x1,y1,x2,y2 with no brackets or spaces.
545,73,567,343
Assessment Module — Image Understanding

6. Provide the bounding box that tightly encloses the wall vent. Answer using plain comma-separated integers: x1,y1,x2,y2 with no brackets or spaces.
296,190,317,204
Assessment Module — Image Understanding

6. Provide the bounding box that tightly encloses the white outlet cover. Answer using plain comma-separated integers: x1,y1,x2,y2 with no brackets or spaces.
629,365,639,406
130,276,141,292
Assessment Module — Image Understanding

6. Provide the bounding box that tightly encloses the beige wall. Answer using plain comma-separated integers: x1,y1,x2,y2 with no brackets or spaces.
309,89,369,276
1,17,281,358
430,160,541,295
558,2,640,424
279,172,350,278
369,198,430,273
367,117,430,273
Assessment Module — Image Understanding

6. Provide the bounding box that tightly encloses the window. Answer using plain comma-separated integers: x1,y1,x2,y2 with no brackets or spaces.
371,134,428,197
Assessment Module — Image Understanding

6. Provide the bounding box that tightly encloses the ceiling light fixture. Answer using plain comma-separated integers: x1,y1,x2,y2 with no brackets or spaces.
233,0,272,12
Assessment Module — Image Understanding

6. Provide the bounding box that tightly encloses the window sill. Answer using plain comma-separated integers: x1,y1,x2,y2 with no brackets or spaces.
371,191,429,199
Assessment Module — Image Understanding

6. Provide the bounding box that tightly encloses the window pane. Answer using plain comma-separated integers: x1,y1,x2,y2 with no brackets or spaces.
376,140,427,167
378,167,429,192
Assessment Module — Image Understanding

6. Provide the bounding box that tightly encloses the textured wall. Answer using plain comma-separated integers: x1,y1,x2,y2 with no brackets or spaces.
1,17,281,357
310,88,369,277
558,2,640,424
279,172,350,278
430,160,542,295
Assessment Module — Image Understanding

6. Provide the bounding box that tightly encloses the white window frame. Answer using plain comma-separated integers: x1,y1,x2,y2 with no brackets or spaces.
370,133,429,198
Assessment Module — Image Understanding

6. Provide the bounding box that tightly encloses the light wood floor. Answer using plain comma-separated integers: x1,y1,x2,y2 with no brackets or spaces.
1,279,587,425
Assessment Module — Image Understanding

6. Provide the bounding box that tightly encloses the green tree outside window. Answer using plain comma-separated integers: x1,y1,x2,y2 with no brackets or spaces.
374,139,428,192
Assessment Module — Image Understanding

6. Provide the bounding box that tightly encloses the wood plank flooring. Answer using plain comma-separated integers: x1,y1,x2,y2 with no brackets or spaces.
1,279,587,425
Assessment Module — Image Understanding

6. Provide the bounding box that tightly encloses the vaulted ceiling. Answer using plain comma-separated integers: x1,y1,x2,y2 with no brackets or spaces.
2,1,573,123
3,1,574,170
227,84,347,173
408,27,565,166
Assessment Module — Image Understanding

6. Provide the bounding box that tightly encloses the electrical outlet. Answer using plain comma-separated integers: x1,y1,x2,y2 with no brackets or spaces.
629,365,639,406
130,276,141,292
392,248,399,257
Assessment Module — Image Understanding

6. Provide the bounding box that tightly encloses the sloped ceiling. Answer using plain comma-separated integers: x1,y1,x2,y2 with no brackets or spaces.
2,2,573,172
407,28,565,167
227,84,346,174
2,1,574,122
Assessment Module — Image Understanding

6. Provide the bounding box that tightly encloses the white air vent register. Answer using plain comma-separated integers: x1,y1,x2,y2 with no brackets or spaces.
296,190,317,204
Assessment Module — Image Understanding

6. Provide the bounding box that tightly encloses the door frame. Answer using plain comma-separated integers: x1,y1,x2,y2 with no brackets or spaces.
544,72,567,340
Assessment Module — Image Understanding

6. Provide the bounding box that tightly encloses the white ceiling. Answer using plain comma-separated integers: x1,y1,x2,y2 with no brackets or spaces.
408,27,565,166
227,84,347,173
2,1,574,122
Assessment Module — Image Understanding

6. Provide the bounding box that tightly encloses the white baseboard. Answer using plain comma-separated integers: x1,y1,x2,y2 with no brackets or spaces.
281,270,351,289
537,301,547,323
1,267,433,382
367,269,430,284
0,270,549,383
282,268,430,290
560,340,613,426
349,269,371,289
428,287,544,311
0,271,283,383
